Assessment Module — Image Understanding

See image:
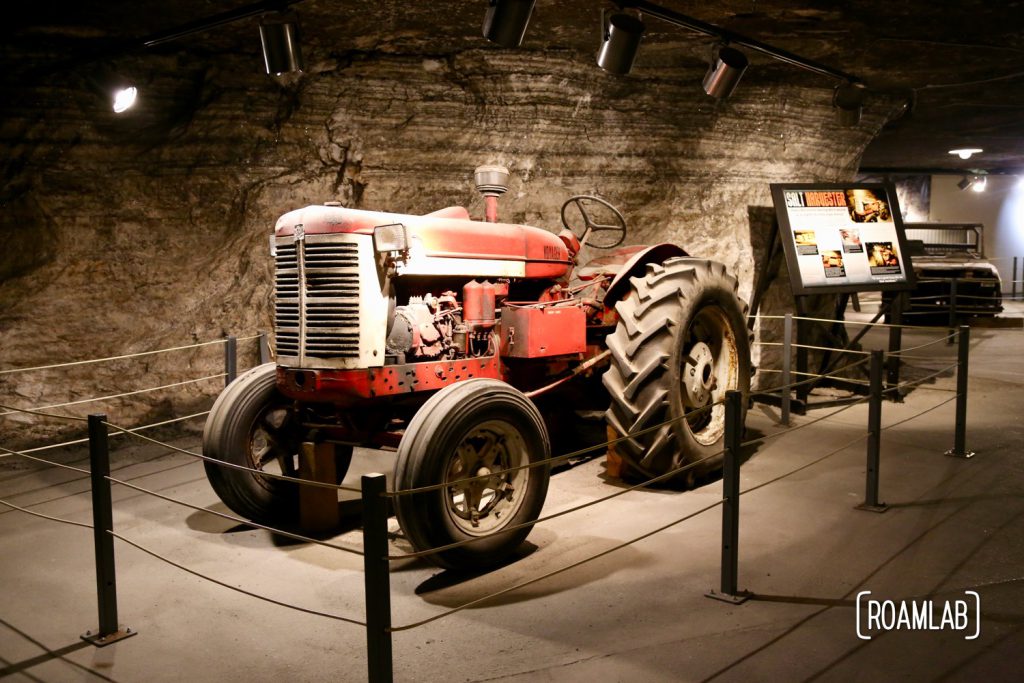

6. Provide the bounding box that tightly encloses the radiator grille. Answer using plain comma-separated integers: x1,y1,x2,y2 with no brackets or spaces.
274,235,362,362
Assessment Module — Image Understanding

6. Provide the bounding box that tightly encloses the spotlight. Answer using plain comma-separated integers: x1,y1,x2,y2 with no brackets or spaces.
957,176,971,191
971,176,988,193
833,81,866,126
88,70,138,114
112,85,137,113
482,0,536,48
260,13,303,75
702,46,748,99
949,148,983,160
596,12,646,75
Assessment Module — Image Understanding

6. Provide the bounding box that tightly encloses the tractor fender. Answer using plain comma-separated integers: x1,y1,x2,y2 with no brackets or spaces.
604,243,688,305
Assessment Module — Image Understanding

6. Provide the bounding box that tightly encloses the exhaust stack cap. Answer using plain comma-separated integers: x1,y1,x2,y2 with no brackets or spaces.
475,165,510,197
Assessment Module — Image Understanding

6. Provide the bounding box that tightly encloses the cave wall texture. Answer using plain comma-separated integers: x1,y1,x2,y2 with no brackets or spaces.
0,3,902,444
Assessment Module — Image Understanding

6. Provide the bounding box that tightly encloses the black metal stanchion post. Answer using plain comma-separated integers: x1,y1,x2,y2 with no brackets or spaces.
781,313,792,426
886,292,904,391
362,473,394,683
225,335,238,386
947,278,959,342
258,331,271,364
856,352,888,513
706,391,749,604
1012,257,1018,301
946,325,975,459
82,414,136,646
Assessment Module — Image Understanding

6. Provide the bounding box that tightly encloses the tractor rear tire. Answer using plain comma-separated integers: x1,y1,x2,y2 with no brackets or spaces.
603,258,750,486
203,363,352,525
393,379,551,570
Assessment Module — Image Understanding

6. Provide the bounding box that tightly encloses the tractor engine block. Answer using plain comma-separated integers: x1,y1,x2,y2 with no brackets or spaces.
386,282,498,362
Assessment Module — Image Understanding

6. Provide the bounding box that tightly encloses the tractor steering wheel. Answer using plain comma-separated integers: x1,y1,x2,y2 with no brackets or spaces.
560,195,627,249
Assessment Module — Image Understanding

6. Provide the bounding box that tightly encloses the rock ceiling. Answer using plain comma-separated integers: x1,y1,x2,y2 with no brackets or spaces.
5,0,1024,173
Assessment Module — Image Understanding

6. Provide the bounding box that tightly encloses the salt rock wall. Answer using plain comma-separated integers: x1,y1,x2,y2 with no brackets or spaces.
0,45,896,446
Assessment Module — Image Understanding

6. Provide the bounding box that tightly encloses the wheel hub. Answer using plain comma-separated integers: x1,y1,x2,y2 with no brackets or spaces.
445,421,526,535
683,341,716,406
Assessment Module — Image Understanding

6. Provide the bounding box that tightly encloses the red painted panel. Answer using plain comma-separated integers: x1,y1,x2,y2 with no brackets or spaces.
276,356,505,404
498,305,587,358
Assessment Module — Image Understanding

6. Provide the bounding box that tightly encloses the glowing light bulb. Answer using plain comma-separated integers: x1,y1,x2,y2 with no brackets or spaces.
971,176,987,193
949,148,983,160
112,86,137,113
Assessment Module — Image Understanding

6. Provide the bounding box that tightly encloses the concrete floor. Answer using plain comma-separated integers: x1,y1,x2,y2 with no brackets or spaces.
1,307,1022,682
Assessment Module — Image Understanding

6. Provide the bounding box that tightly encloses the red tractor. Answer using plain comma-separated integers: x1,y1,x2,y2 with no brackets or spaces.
203,166,750,569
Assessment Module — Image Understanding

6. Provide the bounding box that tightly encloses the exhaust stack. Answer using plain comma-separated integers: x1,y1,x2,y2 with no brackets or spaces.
474,165,510,223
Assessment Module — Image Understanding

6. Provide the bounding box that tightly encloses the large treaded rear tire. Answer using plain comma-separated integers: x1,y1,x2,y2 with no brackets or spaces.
603,258,751,485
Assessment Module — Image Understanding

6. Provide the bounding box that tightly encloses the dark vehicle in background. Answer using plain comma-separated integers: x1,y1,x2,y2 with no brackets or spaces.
897,223,1003,323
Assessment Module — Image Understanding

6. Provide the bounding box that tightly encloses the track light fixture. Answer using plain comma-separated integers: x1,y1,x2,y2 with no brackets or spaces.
259,12,303,75
596,11,646,75
603,2,867,116
482,0,537,48
833,81,866,126
702,46,747,99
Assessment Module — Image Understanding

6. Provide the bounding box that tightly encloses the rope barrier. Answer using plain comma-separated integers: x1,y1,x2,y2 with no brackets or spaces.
389,498,725,632
0,338,240,376
890,352,954,362
886,363,959,392
0,374,227,418
747,356,872,399
888,333,958,356
390,418,886,633
7,436,90,456
0,402,88,423
751,314,947,331
0,496,94,529
387,447,724,561
384,399,724,498
0,446,201,515
0,443,91,474
753,341,872,355
1,411,211,458
880,395,959,432
739,431,869,496
103,420,363,494
105,475,364,556
111,531,367,627
741,395,870,448
913,277,1001,284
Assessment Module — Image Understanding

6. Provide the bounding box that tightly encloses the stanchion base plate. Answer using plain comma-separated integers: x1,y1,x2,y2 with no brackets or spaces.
705,590,751,605
944,449,975,459
855,502,889,513
81,627,137,647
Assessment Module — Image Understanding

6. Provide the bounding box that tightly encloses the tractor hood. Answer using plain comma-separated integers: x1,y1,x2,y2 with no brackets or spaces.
275,204,571,279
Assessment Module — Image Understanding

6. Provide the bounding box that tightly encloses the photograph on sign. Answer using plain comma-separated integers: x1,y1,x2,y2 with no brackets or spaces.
770,183,916,295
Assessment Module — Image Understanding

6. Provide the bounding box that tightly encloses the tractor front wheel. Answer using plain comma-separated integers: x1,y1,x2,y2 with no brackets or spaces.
202,363,352,525
393,379,551,570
